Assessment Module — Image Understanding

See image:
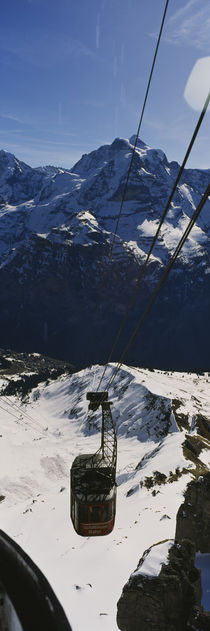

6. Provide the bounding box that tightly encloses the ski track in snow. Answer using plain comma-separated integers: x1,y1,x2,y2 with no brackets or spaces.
0,364,209,630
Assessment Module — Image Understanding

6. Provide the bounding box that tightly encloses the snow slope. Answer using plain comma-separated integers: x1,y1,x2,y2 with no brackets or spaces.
0,363,209,630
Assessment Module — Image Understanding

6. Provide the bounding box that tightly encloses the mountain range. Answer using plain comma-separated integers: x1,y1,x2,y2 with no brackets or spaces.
0,137,209,370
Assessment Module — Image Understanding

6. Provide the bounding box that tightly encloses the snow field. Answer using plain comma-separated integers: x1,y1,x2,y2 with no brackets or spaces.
0,364,209,630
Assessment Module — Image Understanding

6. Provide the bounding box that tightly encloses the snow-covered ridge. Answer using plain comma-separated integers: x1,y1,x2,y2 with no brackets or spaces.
132,540,174,578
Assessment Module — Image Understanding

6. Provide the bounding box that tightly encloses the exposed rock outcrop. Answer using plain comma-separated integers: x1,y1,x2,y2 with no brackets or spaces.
0,348,74,398
175,473,210,553
117,539,204,631
117,449,210,631
187,607,210,630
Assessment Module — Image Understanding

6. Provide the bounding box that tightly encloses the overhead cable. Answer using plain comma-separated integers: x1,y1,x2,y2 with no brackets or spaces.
2,395,45,431
109,0,170,257
0,401,21,421
0,400,42,435
97,90,210,390
105,183,210,390
82,0,169,373
1,395,45,435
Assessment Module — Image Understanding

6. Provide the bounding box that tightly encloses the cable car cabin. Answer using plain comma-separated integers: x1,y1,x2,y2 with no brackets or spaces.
70,391,117,536
71,453,116,536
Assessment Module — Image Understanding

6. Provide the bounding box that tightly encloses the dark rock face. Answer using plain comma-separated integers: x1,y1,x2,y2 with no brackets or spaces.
187,607,210,630
0,348,73,398
0,150,53,206
117,540,203,631
175,473,210,553
0,236,143,367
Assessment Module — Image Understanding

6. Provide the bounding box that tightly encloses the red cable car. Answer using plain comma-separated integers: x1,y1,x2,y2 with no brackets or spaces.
70,392,117,536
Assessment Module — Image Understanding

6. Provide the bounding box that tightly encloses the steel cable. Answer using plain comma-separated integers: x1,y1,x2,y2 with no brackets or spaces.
104,183,210,391
81,0,170,375
109,0,170,257
97,90,210,390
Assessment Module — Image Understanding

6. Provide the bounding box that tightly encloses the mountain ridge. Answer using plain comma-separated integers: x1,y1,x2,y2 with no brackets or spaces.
0,137,209,370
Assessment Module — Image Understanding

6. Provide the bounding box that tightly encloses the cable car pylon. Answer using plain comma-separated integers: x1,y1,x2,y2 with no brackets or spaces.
70,392,117,536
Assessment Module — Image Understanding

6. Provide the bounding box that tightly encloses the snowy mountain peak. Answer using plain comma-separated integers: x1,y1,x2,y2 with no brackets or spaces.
0,135,209,370
110,137,131,152
0,149,31,173
0,149,20,175
129,135,149,150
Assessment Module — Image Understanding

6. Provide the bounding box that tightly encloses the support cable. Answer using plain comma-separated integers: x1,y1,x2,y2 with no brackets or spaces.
1,393,50,435
0,400,44,435
0,401,22,422
97,90,210,391
109,0,170,257
2,395,45,432
81,0,169,373
104,183,210,390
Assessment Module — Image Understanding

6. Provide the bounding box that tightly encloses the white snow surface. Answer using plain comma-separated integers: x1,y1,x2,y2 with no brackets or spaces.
132,540,174,577
0,364,209,630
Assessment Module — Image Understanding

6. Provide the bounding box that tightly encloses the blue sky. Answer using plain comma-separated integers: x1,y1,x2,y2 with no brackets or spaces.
0,0,210,169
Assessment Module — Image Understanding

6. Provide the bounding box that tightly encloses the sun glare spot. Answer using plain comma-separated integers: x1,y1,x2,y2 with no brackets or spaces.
184,57,210,112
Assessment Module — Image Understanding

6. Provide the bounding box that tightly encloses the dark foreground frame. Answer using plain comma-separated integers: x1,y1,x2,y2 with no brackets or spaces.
0,529,72,631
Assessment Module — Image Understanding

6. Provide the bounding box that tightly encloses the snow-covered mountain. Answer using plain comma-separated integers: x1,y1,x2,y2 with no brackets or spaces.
0,138,209,370
0,351,209,630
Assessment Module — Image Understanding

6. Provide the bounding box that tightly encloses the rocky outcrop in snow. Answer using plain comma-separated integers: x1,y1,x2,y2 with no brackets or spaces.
117,539,206,631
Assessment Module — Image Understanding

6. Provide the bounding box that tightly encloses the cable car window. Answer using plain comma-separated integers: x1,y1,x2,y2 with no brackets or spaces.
75,500,79,521
79,504,88,522
71,498,75,522
89,505,101,523
101,503,111,522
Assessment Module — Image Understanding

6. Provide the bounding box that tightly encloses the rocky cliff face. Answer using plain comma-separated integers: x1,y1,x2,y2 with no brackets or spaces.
187,608,210,631
117,539,210,631
175,473,210,553
116,466,210,631
0,138,209,369
0,150,57,206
